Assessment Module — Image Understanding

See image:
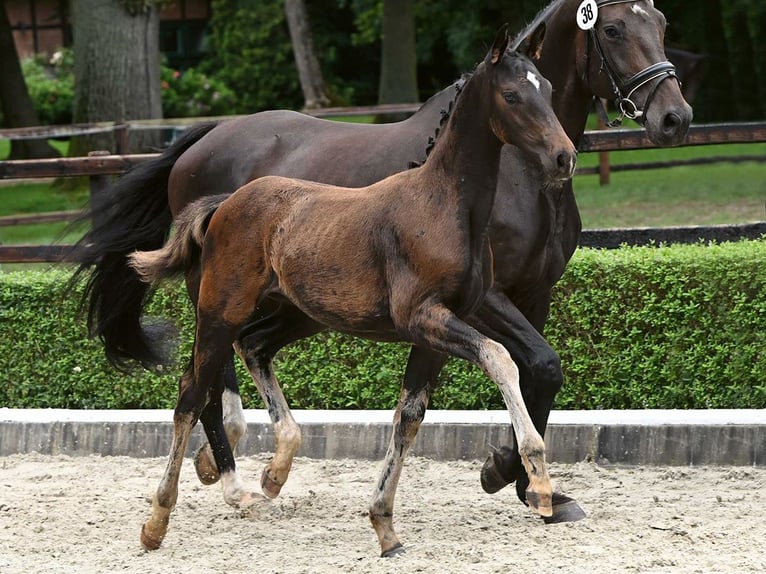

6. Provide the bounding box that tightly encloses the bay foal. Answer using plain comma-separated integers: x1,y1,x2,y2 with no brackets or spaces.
130,31,576,555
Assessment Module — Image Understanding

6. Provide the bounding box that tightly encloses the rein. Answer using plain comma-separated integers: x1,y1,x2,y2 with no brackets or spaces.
587,0,680,127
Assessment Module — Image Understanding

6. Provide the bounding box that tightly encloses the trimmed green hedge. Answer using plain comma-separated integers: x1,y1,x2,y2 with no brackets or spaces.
1,240,764,410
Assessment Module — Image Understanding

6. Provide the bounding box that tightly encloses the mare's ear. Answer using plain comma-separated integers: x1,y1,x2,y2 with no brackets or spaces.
487,23,511,65
518,22,546,61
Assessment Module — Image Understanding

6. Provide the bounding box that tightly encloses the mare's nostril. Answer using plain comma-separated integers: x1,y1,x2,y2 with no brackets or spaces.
663,112,682,133
556,151,575,177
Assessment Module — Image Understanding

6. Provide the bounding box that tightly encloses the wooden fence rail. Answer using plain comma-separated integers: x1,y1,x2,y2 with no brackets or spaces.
1,121,764,263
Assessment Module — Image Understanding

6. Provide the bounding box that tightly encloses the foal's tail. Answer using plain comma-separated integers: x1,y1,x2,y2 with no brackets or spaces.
67,121,219,371
129,195,227,285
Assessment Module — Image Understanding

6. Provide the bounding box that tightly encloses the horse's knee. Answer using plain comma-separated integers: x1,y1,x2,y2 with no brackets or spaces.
529,348,563,397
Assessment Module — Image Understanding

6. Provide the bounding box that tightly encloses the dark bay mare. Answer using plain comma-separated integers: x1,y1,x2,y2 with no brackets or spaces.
129,34,577,554
70,0,691,525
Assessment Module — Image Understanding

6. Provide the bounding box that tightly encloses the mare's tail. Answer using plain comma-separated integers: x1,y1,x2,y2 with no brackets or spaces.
68,121,219,371
129,195,227,284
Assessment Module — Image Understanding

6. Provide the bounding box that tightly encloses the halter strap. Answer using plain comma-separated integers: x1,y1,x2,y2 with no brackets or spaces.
587,0,681,127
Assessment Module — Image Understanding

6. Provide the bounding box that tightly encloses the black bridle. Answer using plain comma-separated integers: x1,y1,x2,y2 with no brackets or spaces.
588,0,680,127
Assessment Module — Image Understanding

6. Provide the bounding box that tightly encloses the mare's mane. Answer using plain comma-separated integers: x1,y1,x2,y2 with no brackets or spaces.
511,0,566,51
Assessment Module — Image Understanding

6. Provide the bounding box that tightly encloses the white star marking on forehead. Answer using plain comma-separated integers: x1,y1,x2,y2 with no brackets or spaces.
526,70,541,92
631,3,650,17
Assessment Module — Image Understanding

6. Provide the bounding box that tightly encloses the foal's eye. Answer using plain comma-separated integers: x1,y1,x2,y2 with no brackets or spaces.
503,91,520,104
603,26,621,39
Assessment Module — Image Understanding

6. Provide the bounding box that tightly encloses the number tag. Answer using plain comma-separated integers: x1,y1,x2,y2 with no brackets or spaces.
577,0,599,31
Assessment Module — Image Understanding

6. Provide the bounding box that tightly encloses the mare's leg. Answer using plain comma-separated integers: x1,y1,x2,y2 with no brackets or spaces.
369,347,447,557
234,305,325,497
194,357,247,485
470,289,585,521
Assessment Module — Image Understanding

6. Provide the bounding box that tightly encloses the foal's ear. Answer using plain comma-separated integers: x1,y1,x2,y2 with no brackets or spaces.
518,22,546,61
487,23,511,65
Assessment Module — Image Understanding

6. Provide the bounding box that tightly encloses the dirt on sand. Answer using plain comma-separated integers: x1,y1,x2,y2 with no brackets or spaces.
0,453,763,574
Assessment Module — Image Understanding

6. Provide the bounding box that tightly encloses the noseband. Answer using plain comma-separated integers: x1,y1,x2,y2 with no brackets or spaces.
587,0,680,127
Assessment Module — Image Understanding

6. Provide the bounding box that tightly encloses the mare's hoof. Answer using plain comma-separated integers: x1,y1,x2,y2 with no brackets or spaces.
542,493,587,524
381,543,405,558
260,467,283,499
140,524,164,551
480,446,519,494
193,446,220,485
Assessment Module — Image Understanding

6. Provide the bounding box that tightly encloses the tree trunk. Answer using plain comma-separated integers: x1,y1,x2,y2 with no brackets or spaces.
377,0,418,118
71,0,162,155
0,0,59,159
284,0,329,109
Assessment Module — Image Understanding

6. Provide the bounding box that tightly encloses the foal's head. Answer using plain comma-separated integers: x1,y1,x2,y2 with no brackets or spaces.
484,28,576,183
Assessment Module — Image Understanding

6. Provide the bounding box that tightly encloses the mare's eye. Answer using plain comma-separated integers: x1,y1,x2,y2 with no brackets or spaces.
504,91,520,104
603,26,621,39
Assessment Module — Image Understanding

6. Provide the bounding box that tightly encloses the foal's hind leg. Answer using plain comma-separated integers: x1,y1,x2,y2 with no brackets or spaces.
142,346,235,549
370,347,446,557
141,369,198,550
233,346,301,499
235,307,325,497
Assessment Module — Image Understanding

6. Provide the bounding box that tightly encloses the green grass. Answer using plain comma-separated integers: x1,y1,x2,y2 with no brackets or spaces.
574,143,766,228
0,181,90,272
0,138,68,160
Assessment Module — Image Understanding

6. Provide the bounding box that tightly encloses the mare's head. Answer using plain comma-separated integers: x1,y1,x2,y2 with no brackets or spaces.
483,27,576,183
573,0,691,145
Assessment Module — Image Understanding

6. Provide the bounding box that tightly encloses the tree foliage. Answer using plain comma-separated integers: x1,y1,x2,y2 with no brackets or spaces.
203,0,302,113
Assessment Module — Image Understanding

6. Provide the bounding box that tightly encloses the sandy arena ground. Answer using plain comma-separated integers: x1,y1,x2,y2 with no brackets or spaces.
0,453,764,573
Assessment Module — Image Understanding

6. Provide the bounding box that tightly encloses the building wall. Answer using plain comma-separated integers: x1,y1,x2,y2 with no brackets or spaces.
5,0,210,62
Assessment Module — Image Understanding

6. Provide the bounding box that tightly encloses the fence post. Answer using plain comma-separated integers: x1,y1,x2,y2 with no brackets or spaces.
114,123,129,155
597,111,611,186
88,150,112,228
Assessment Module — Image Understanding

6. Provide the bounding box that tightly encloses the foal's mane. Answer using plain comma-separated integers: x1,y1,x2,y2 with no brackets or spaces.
408,74,470,169
510,0,567,51
411,0,566,169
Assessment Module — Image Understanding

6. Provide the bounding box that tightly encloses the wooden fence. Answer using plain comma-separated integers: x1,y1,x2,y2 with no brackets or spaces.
1,119,765,263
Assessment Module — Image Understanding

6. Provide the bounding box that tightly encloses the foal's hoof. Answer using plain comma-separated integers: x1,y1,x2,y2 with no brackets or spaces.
525,488,553,518
194,445,220,485
381,543,405,558
260,467,284,499
480,446,520,494
542,493,587,524
140,523,165,551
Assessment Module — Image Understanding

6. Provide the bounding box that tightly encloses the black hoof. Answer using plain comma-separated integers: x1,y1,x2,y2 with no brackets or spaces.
480,446,520,494
542,493,587,524
381,543,405,558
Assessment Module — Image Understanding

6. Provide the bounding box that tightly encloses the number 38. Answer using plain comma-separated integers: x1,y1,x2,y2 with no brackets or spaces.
581,4,595,24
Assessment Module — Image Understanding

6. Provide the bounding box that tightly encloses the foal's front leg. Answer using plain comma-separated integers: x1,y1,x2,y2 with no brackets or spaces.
410,304,553,516
469,290,585,522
